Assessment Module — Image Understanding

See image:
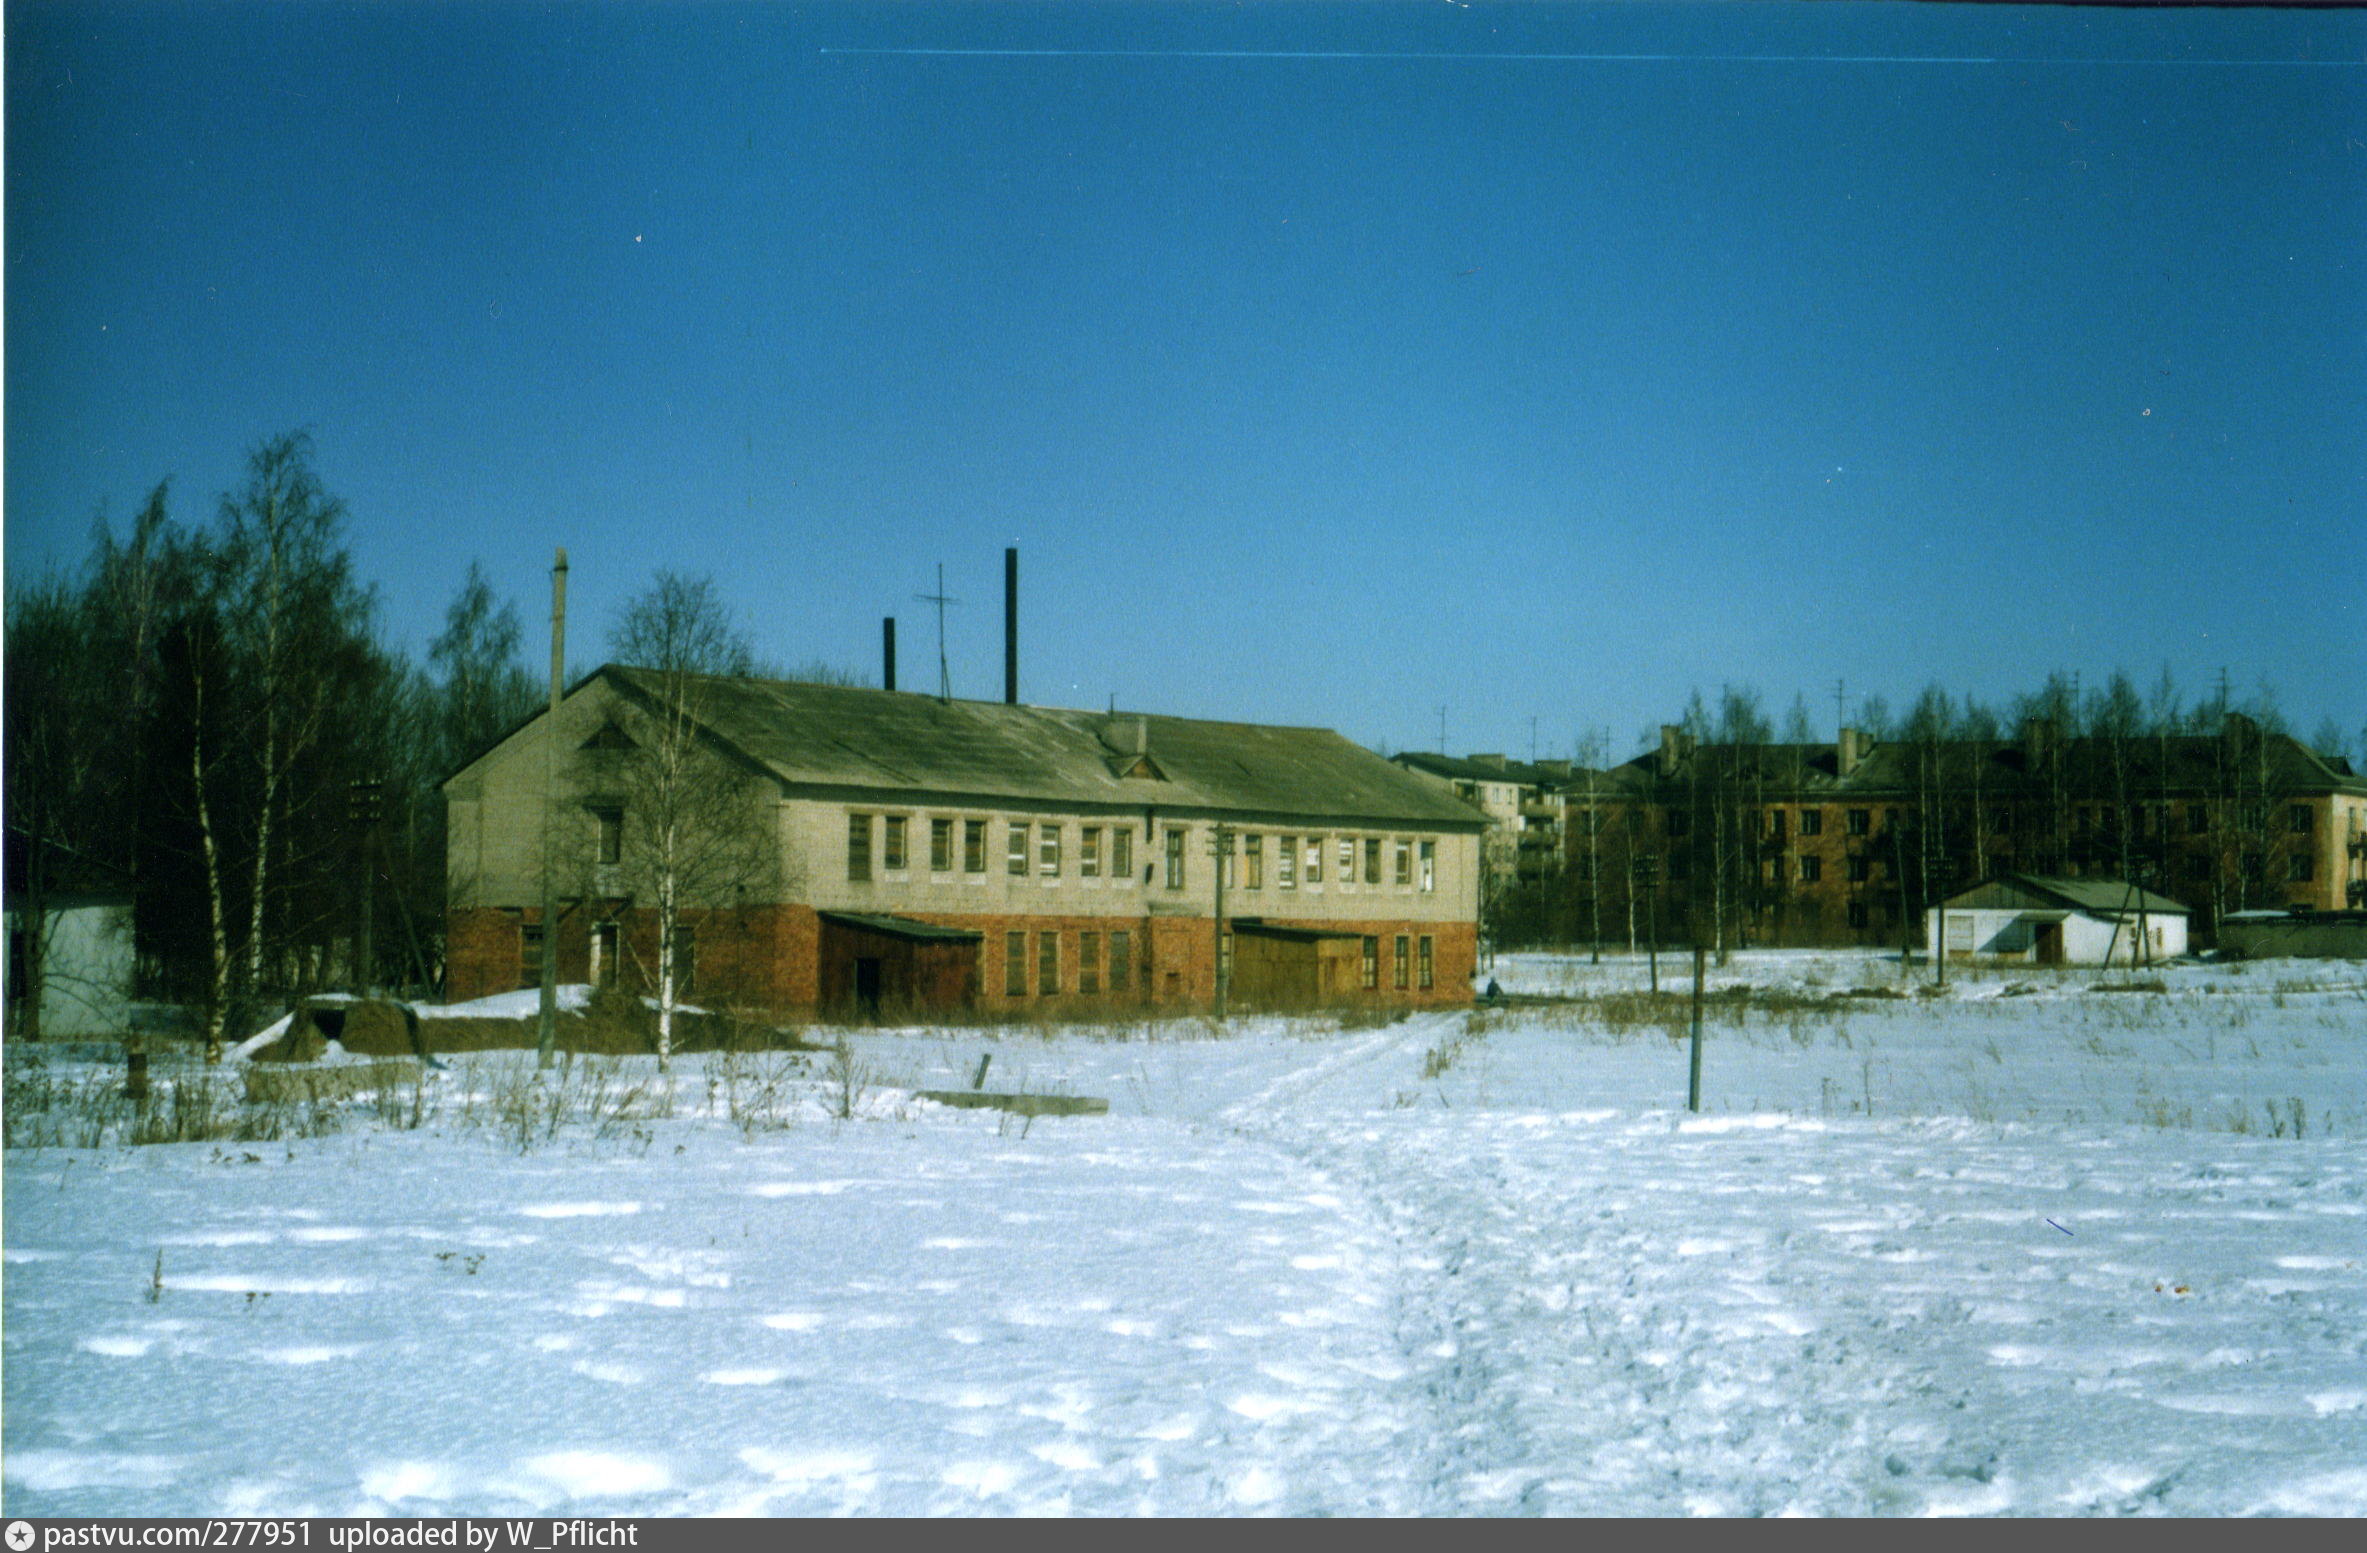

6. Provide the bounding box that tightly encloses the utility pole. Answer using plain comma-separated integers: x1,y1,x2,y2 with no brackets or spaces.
1688,944,1706,1112
1437,706,1448,754
536,548,567,1070
1209,822,1236,1020
348,779,384,993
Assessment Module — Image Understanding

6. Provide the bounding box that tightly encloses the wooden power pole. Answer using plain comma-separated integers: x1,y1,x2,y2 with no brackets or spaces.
536,548,567,1070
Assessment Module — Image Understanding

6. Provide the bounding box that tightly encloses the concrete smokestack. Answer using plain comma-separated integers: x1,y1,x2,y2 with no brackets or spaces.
882,617,896,693
1004,547,1018,705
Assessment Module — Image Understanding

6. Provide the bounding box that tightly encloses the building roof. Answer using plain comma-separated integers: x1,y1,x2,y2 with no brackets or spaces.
817,911,984,943
1392,752,1575,787
585,667,1488,830
1942,874,2191,917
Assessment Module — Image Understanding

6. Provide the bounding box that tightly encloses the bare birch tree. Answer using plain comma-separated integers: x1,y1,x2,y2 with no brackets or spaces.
597,573,774,1065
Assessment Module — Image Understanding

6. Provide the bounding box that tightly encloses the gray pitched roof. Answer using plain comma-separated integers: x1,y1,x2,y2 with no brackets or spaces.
1947,874,2191,916
601,667,1486,830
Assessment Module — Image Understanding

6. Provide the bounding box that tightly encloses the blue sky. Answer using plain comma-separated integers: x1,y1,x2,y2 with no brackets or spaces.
7,2,2362,762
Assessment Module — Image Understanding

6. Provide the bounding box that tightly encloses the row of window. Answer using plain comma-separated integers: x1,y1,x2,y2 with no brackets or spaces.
999,930,1436,995
519,920,693,992
849,813,1438,894
849,815,1130,882
1764,855,1885,884
1003,928,1136,996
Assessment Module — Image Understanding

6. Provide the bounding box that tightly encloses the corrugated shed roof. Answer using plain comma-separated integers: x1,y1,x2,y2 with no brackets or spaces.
601,668,1487,829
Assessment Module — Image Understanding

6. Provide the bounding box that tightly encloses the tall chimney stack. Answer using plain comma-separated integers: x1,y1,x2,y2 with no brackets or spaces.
882,617,896,693
1004,547,1019,706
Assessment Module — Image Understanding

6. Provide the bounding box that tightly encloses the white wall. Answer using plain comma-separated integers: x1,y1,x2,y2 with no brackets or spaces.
1928,907,2188,965
6,902,139,1037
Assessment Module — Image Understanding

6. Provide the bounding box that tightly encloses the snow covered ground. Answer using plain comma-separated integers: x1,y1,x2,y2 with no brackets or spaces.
6,953,2365,1516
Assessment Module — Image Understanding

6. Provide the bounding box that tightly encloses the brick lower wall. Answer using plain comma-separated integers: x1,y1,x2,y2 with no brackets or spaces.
446,903,1476,1017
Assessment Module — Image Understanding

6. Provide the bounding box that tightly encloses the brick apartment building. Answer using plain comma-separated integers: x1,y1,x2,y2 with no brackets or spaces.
443,667,1486,1016
1451,716,2367,950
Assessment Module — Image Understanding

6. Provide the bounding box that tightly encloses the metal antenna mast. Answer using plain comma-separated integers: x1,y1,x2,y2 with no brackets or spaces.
915,564,961,701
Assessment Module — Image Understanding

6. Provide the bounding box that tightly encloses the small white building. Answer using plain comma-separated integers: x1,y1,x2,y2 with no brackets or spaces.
5,829,145,1040
1928,874,2189,967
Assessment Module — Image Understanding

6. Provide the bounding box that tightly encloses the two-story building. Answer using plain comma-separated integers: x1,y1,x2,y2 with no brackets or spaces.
443,668,1486,1016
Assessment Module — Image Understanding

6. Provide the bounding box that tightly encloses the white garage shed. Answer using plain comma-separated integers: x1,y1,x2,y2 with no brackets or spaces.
1928,874,2190,967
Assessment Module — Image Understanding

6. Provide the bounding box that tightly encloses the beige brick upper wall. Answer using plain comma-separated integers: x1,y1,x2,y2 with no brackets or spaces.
797,797,1479,924
451,676,1482,926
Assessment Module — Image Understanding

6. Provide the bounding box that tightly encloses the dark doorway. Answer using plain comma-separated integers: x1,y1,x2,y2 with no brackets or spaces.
2035,922,2065,966
854,957,883,1014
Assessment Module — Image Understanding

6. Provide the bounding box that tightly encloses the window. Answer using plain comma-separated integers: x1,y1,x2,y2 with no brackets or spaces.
1670,853,1691,883
1081,826,1101,878
1245,834,1263,889
1419,840,1435,892
1418,935,1434,990
1360,936,1379,990
1109,929,1132,992
668,923,696,994
592,922,619,988
1847,901,1869,929
930,818,953,872
1165,828,1186,889
884,815,908,871
1395,839,1412,885
964,819,987,873
1279,835,1297,888
1799,809,1823,837
1392,934,1410,991
591,805,623,865
1005,932,1027,996
847,813,872,881
1767,809,1787,839
1112,827,1134,881
1847,855,1871,883
519,922,544,989
1338,837,1355,884
1799,856,1822,883
2289,853,2315,882
1667,810,1691,838
1365,837,1382,885
2188,805,2210,834
1079,932,1101,994
2290,805,2314,834
2242,852,2265,884
1847,809,1870,837
1007,824,1029,876
1038,931,1061,994
1305,836,1324,883
1039,823,1062,877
